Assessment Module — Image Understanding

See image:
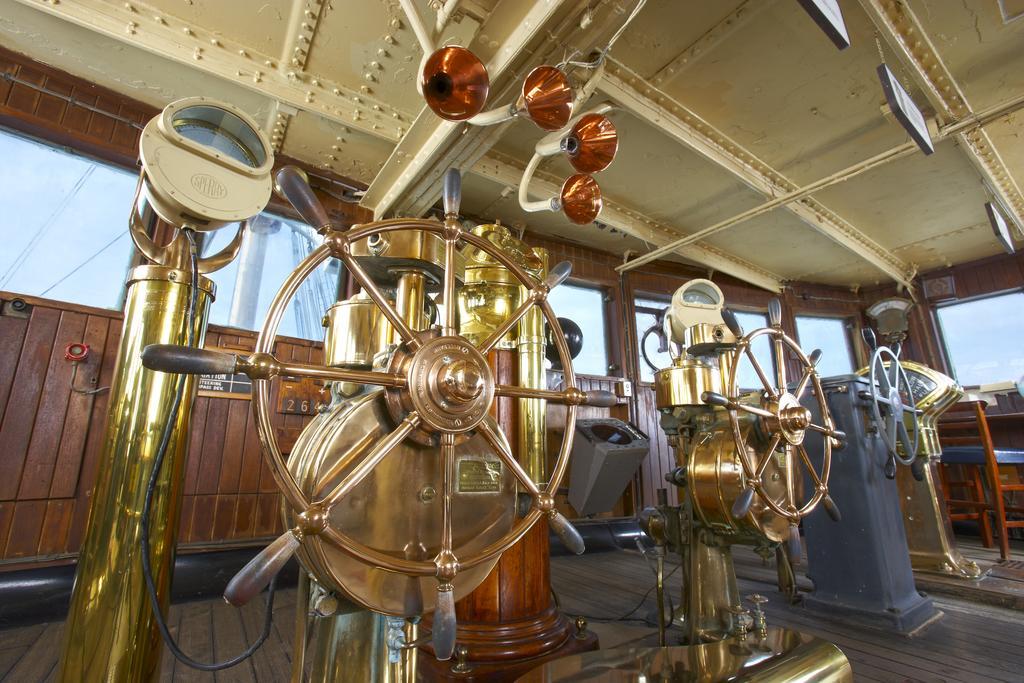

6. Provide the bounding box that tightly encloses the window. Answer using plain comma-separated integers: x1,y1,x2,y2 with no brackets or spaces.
935,291,1024,387
0,129,136,309
548,282,611,376
202,215,341,341
795,315,854,377
733,310,776,391
634,296,669,383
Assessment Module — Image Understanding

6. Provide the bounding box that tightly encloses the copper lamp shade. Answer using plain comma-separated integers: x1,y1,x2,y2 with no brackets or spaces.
420,46,490,121
522,65,574,131
565,113,618,173
560,174,603,225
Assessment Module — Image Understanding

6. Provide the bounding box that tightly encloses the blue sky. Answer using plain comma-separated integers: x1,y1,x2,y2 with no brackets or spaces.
0,129,331,341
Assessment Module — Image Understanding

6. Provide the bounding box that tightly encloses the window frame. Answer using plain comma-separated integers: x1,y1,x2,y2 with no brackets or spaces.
932,286,1024,388
792,312,858,377
0,126,143,311
549,277,620,379
632,292,671,386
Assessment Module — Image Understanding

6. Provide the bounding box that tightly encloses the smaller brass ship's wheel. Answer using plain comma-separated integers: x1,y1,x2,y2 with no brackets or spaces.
702,300,845,563
867,346,921,479
142,168,613,660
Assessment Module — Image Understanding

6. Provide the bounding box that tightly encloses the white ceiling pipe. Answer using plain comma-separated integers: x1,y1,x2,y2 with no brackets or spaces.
534,102,614,156
398,0,436,96
518,154,557,213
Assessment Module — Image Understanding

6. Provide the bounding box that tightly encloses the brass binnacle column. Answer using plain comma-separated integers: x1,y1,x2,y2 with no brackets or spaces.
518,249,549,482
57,251,214,681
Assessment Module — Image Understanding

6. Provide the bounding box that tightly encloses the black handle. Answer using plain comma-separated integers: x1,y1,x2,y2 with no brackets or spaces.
862,328,877,352
549,511,585,555
884,454,897,480
768,298,782,327
544,261,572,290
721,307,744,338
702,391,731,408
432,587,457,661
583,390,617,407
822,494,842,523
910,456,926,482
443,168,461,218
731,486,755,520
141,344,238,375
275,166,331,230
786,524,802,567
224,531,299,607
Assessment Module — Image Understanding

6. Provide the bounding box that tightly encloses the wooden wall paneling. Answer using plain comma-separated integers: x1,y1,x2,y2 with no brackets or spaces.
17,310,87,500
177,495,196,543
67,315,121,551
4,500,47,558
254,492,279,537
195,398,229,496
36,499,74,557
0,305,61,501
0,47,147,168
212,495,237,543
238,405,263,494
232,494,258,540
50,314,112,499
182,397,211,497
0,312,29,427
0,502,13,558
217,400,250,496
190,494,217,544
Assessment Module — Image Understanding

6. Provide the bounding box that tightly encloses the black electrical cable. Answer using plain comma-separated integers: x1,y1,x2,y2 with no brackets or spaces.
139,228,277,671
560,561,682,625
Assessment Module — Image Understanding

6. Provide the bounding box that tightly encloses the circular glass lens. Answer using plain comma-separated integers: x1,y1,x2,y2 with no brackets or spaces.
682,284,719,305
171,105,266,168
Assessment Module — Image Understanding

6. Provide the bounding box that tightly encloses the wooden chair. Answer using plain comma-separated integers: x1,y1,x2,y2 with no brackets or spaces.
937,400,1024,561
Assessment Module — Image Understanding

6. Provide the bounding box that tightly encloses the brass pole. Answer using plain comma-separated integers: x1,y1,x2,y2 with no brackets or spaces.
518,249,548,481
308,611,396,682
395,271,427,334
57,253,214,681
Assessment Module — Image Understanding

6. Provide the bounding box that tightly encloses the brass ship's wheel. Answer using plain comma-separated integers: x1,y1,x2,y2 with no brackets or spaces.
142,168,611,660
867,346,921,478
702,300,844,561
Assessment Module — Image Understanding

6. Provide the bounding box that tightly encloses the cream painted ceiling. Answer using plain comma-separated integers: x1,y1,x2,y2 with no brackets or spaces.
1,0,1022,292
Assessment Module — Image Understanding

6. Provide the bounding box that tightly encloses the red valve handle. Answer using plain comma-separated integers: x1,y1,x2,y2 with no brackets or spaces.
64,343,90,363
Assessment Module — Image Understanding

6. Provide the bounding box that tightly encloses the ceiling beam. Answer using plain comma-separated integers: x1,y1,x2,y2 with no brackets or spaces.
472,152,784,292
859,0,1024,236
648,1,766,88
598,58,916,287
11,0,407,144
359,0,576,219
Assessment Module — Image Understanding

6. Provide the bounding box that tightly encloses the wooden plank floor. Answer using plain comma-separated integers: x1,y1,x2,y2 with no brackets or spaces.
1,536,1021,682
551,547,1024,683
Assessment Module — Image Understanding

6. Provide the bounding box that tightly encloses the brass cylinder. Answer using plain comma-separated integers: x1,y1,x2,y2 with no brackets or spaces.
323,292,393,368
518,249,548,482
308,610,401,683
57,264,213,682
395,271,427,333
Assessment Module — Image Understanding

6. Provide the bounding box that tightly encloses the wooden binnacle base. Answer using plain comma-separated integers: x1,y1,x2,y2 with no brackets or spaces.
418,521,599,682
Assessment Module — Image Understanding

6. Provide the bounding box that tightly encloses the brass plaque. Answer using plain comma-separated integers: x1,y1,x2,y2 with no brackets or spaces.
457,459,502,493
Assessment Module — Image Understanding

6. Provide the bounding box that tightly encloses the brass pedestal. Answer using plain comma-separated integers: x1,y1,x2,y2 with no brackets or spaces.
57,265,213,681
897,457,983,579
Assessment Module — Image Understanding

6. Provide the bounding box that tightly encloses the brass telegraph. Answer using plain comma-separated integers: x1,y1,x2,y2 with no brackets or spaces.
641,280,846,649
858,298,979,579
